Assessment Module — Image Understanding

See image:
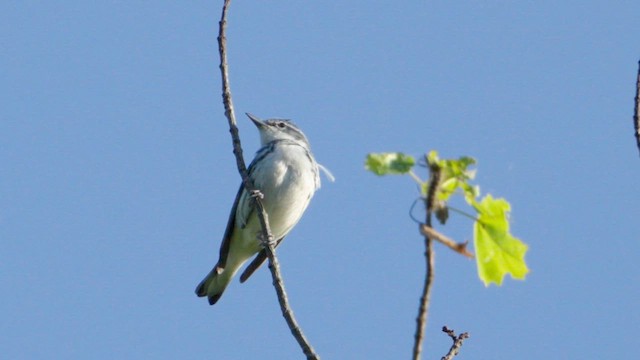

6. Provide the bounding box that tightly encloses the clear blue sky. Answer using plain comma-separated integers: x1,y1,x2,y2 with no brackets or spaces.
2,1,639,359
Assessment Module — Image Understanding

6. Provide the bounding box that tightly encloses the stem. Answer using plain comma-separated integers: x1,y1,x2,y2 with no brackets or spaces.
412,163,441,360
419,225,474,258
447,206,478,222
634,60,640,157
408,170,424,185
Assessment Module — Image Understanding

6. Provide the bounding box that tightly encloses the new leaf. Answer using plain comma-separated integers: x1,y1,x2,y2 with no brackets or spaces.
365,152,416,175
472,195,529,286
426,151,478,202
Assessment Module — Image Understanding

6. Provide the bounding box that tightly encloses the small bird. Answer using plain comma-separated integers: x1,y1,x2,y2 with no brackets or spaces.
196,113,332,305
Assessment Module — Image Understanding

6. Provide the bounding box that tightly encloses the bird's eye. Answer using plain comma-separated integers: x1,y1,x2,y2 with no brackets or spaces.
276,122,286,128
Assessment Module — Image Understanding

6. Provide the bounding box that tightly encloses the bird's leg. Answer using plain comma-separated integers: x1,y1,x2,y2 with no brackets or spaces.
250,189,274,247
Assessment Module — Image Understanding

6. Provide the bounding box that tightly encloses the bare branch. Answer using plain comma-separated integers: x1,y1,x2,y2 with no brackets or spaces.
412,161,441,360
634,60,640,157
419,225,474,258
217,1,319,359
263,242,319,360
218,0,246,178
440,326,470,360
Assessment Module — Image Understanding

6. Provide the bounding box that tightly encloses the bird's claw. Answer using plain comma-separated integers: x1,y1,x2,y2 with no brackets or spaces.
258,233,276,247
250,189,264,200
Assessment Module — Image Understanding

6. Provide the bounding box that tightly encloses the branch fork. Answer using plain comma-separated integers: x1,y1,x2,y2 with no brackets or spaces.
441,326,470,360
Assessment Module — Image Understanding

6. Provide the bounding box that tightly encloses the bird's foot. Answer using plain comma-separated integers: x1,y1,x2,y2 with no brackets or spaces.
258,233,276,248
249,189,264,200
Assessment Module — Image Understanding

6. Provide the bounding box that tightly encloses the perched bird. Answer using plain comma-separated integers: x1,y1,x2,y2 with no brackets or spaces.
196,113,332,305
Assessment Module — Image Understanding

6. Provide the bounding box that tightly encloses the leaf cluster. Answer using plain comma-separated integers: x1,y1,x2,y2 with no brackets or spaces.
365,151,529,286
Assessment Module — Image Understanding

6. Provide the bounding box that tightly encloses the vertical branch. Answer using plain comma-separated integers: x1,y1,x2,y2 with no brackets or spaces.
217,1,320,359
412,159,441,360
634,60,640,157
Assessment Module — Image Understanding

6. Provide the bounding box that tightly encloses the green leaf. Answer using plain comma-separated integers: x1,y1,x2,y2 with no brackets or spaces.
472,194,529,286
461,183,480,205
441,156,476,183
365,153,416,176
431,154,478,202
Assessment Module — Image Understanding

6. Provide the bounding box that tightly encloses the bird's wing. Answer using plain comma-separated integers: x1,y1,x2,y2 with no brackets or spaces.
238,237,285,283
218,150,270,268
217,183,247,268
220,145,277,269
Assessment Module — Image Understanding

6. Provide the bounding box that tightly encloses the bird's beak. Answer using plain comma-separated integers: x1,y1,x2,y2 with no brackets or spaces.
246,113,265,128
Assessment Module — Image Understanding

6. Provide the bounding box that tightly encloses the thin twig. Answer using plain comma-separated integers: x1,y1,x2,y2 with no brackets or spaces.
217,1,319,359
440,326,470,360
412,161,441,360
409,170,424,185
634,60,640,157
447,206,479,223
419,225,474,258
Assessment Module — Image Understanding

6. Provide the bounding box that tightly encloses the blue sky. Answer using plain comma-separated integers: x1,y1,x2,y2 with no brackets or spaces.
2,1,639,359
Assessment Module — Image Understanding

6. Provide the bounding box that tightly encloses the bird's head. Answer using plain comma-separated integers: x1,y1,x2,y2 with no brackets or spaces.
246,113,311,148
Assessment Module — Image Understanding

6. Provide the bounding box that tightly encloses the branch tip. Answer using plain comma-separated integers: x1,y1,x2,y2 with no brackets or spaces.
440,326,470,360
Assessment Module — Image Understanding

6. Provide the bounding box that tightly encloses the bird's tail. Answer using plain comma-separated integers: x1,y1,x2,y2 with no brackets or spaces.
195,265,234,305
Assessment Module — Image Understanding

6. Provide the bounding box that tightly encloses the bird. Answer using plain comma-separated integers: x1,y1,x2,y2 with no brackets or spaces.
195,113,332,305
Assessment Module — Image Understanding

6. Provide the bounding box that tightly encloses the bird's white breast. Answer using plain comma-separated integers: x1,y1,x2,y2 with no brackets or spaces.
239,142,319,245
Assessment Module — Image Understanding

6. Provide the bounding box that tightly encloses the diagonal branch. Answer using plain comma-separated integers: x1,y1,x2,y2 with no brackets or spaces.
217,1,319,359
419,225,474,258
440,326,470,360
412,160,441,360
634,60,640,157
